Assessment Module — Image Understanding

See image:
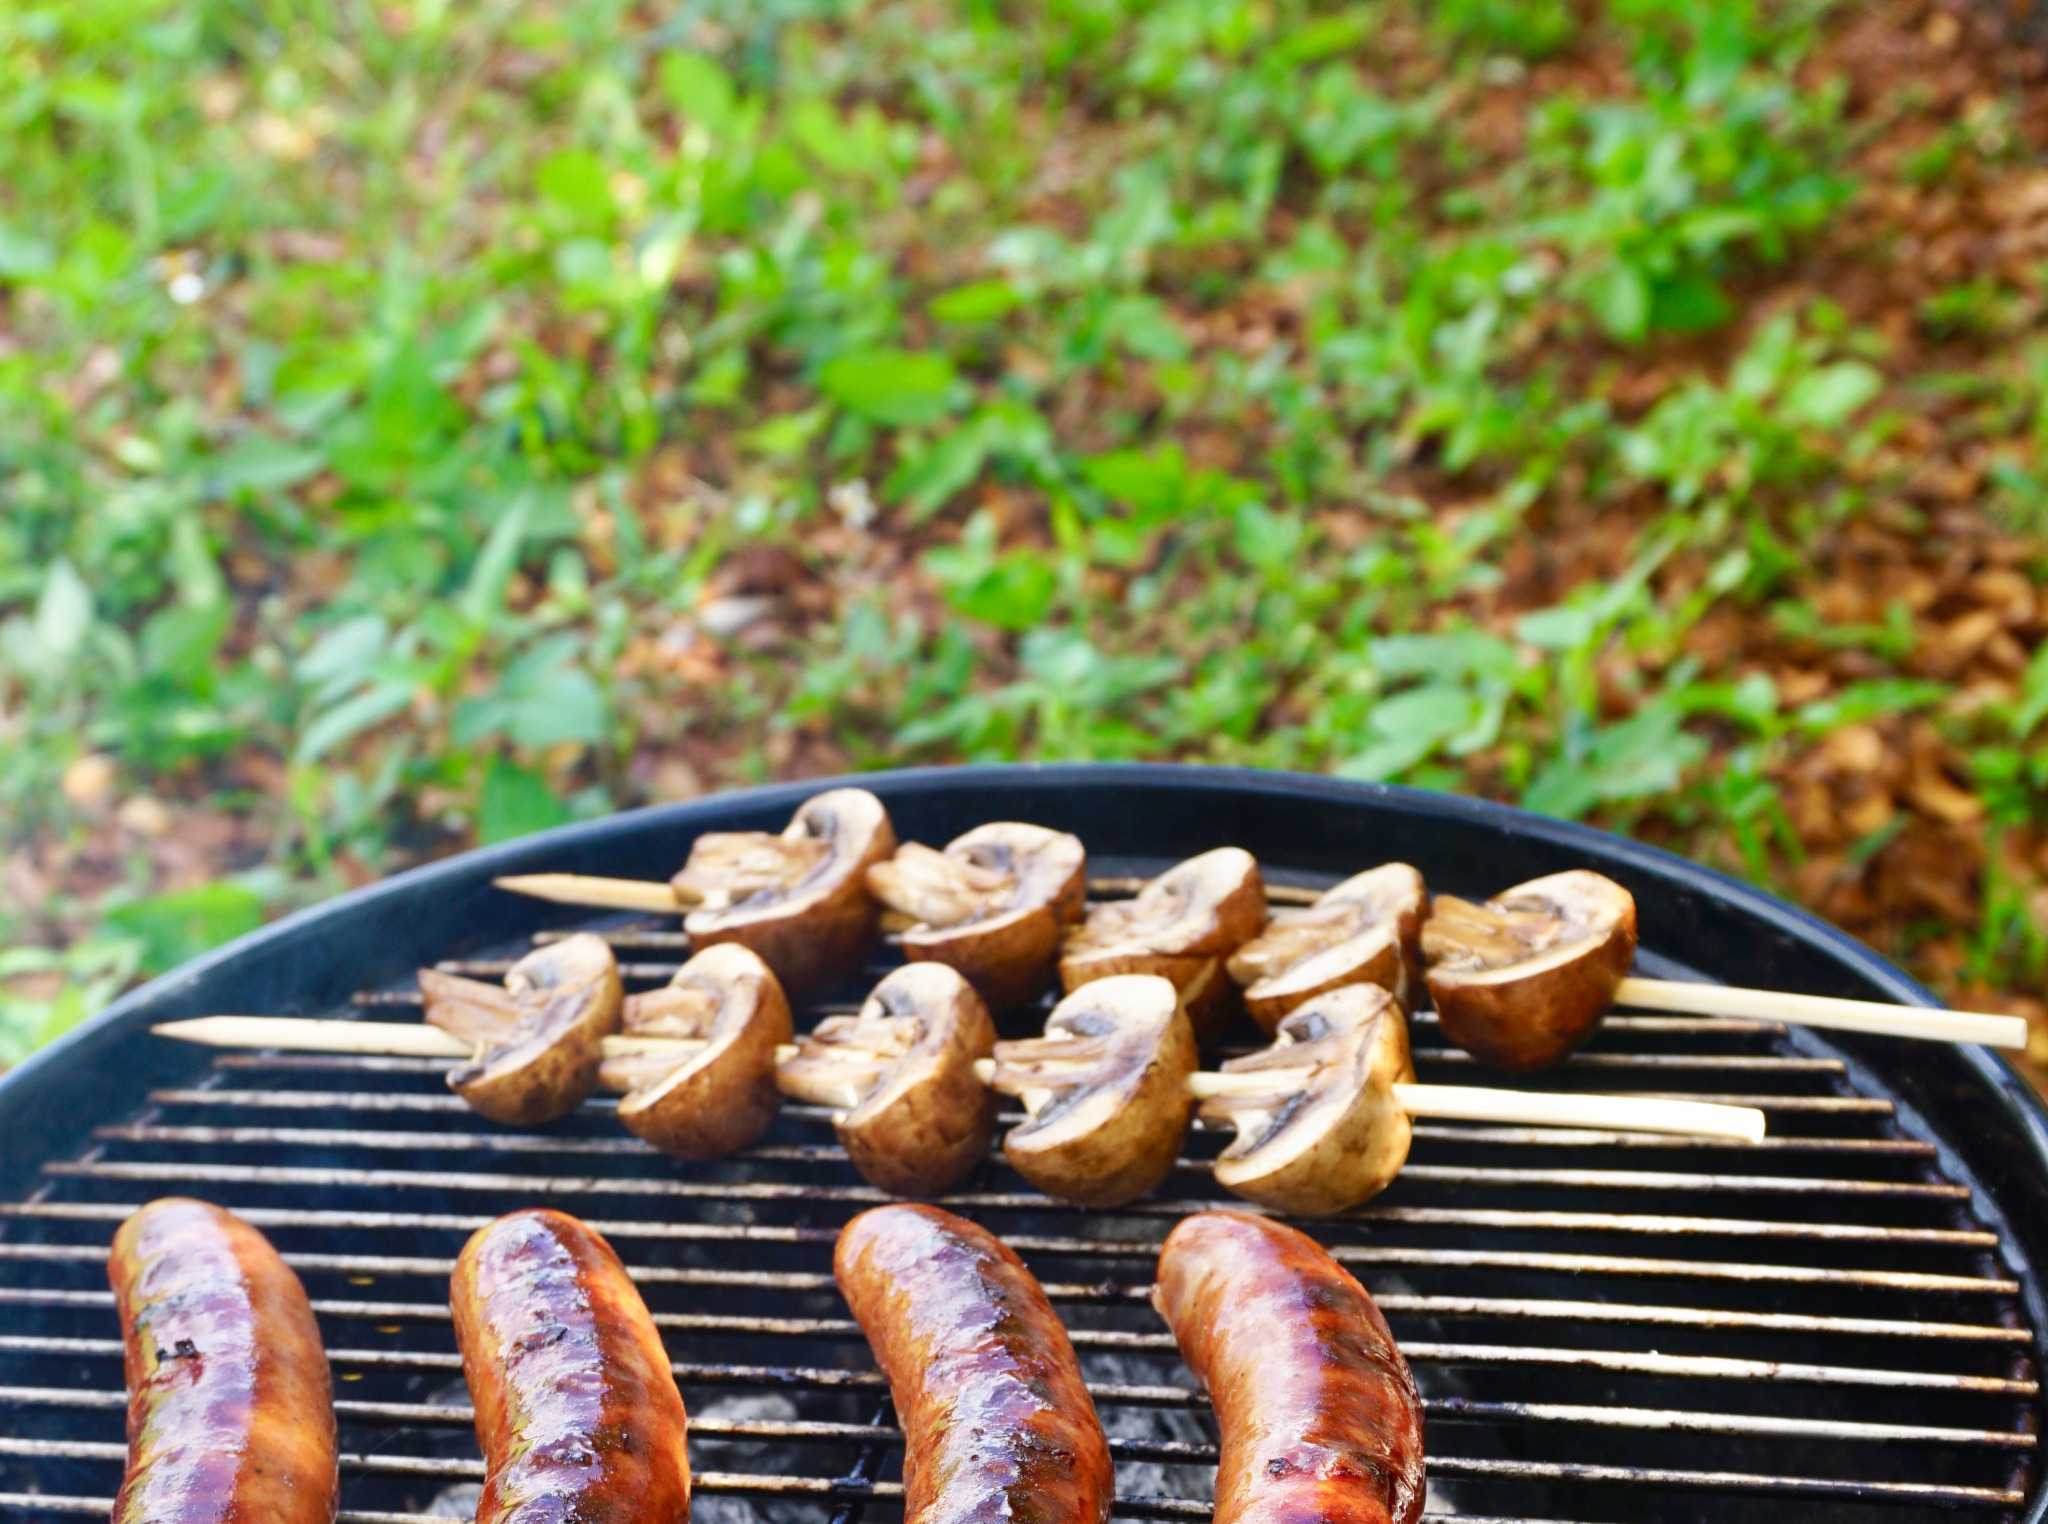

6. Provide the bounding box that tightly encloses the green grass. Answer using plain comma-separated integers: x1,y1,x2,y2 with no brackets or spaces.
4,0,2047,1061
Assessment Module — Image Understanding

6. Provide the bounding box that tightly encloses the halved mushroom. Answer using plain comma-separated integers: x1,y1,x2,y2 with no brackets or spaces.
1226,863,1427,1032
986,974,1198,1208
1059,847,1266,1041
422,932,622,1125
1422,869,1638,1072
598,943,793,1160
776,962,997,1196
672,788,897,1001
866,823,1087,1014
1200,983,1415,1217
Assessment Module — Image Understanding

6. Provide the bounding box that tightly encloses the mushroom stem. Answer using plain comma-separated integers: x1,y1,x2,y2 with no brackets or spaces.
1613,977,2027,1050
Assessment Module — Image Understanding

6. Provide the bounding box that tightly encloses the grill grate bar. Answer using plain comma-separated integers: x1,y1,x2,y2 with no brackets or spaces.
1415,1054,1845,1073
39,1162,1996,1246
0,1505,1749,1524
0,1439,2022,1511
0,1384,2029,1450
1424,1457,2025,1508
81,1125,1965,1201
1,1202,2015,1293
0,1316,2026,1395
0,1260,2023,1342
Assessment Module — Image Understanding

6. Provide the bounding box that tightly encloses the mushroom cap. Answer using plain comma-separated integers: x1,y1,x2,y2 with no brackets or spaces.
609,944,793,1160
1059,847,1265,1041
675,788,897,1001
871,822,1087,1013
779,963,998,1197
1227,863,1427,1032
1204,983,1415,1217
1421,869,1637,1072
990,974,1198,1208
426,933,622,1126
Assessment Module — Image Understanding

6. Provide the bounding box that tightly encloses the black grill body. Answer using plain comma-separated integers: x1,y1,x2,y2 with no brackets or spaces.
0,763,2042,1524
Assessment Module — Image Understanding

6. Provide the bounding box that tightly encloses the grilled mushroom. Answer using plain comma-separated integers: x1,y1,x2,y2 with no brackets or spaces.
1422,869,1638,1071
600,943,793,1160
986,974,1198,1208
1200,984,1416,1217
672,788,897,1001
1059,847,1266,1041
423,933,622,1125
1226,863,1427,1032
776,963,997,1196
867,822,1087,1014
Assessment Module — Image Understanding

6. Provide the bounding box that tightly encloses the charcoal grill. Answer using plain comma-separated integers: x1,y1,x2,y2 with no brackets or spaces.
0,763,2043,1524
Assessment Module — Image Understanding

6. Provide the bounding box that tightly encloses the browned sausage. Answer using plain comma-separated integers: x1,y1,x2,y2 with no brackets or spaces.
1154,1211,1424,1524
108,1197,337,1524
452,1209,690,1524
835,1204,1113,1524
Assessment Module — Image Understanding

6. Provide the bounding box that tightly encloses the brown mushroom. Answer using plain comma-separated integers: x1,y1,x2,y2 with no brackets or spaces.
776,962,997,1196
422,932,622,1125
1059,847,1266,1041
598,943,793,1160
1200,984,1416,1217
866,823,1087,1013
1226,863,1427,1032
671,788,897,1001
1421,869,1638,1072
985,974,1198,1208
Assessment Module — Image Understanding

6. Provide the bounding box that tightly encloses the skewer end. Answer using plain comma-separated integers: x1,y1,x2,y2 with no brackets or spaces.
493,873,683,913
1727,1107,1769,1145
1981,1015,2032,1052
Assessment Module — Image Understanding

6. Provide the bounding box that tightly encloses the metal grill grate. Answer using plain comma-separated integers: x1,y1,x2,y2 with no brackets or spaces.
0,865,2038,1524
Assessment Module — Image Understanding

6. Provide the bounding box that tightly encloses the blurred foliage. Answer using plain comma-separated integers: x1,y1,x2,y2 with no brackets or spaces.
3,0,2047,1063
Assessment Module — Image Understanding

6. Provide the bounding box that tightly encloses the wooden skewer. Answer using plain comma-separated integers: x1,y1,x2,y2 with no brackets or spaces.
153,1018,699,1061
493,873,681,913
149,1018,1761,1141
1613,977,2027,1050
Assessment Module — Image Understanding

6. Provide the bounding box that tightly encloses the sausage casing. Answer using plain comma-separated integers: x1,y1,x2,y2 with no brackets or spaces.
108,1196,337,1524
836,1204,1113,1524
452,1209,690,1524
1154,1210,1424,1524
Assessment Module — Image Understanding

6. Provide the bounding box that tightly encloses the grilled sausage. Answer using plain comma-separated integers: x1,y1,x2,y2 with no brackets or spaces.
1154,1211,1424,1524
835,1204,1113,1524
108,1197,337,1524
452,1209,690,1524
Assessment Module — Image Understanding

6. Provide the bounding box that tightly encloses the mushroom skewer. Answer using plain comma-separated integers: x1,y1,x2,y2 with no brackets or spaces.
151,1011,1769,1143
156,963,1766,1218
499,833,2029,1057
1423,869,2028,1068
